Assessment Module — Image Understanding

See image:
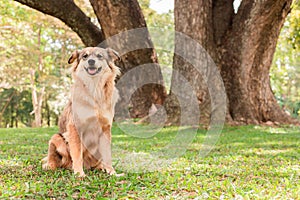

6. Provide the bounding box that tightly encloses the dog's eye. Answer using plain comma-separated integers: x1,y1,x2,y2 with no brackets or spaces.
82,53,89,59
97,54,103,59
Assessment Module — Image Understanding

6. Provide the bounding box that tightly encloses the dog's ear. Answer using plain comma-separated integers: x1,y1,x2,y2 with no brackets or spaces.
68,50,81,64
106,48,121,62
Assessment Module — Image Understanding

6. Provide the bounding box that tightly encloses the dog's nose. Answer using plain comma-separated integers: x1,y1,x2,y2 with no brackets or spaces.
88,59,95,65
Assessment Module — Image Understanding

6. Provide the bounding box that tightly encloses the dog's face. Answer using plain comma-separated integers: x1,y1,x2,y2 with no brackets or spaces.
68,47,120,78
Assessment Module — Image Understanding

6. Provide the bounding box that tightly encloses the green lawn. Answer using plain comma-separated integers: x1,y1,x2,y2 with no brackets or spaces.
0,125,299,199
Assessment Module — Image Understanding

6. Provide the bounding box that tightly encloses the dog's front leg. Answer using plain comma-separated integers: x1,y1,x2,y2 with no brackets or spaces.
68,124,85,177
99,124,115,175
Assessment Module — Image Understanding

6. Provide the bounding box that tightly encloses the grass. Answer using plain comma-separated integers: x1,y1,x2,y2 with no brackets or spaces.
0,125,299,199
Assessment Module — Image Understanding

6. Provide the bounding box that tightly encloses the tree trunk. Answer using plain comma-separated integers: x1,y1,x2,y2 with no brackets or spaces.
167,0,297,125
30,69,45,127
15,100,18,128
90,0,167,118
0,90,15,128
219,0,296,124
30,28,45,127
45,97,51,127
166,0,218,125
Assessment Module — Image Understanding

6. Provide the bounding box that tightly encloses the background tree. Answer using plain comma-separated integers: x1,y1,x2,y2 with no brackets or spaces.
271,1,300,118
0,0,82,127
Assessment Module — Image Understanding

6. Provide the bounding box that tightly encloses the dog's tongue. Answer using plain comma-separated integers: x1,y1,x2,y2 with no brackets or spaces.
88,68,97,75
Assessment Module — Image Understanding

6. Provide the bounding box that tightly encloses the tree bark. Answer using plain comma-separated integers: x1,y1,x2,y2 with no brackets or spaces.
166,0,216,125
219,0,296,124
167,0,297,125
30,28,45,127
14,0,103,46
90,0,167,118
0,90,15,128
10,101,14,128
30,69,45,127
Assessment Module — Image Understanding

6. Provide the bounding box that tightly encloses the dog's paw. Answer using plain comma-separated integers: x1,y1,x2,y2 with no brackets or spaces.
74,170,86,178
105,167,116,175
94,162,116,175
41,157,55,170
41,157,48,164
42,162,56,170
42,163,49,170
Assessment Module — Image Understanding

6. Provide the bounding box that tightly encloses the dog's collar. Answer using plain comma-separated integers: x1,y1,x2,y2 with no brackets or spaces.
84,66,102,76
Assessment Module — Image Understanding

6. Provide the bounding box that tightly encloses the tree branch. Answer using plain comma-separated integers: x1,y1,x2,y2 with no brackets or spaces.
14,0,104,46
232,0,292,35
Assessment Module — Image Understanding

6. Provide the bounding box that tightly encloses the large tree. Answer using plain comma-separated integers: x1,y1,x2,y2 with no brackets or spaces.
166,0,298,125
13,0,298,125
14,0,166,118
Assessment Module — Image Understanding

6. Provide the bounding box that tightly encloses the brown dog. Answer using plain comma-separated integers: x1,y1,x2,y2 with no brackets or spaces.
42,47,120,177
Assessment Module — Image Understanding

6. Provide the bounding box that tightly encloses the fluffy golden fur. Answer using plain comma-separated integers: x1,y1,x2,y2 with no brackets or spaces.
42,47,120,177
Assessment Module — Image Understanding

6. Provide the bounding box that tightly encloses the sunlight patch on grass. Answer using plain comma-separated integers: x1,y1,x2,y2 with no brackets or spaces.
268,127,288,134
0,158,22,167
114,151,177,173
254,125,300,135
255,148,293,155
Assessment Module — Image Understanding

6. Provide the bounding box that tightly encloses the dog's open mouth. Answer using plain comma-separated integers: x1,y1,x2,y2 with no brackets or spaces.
84,66,102,76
